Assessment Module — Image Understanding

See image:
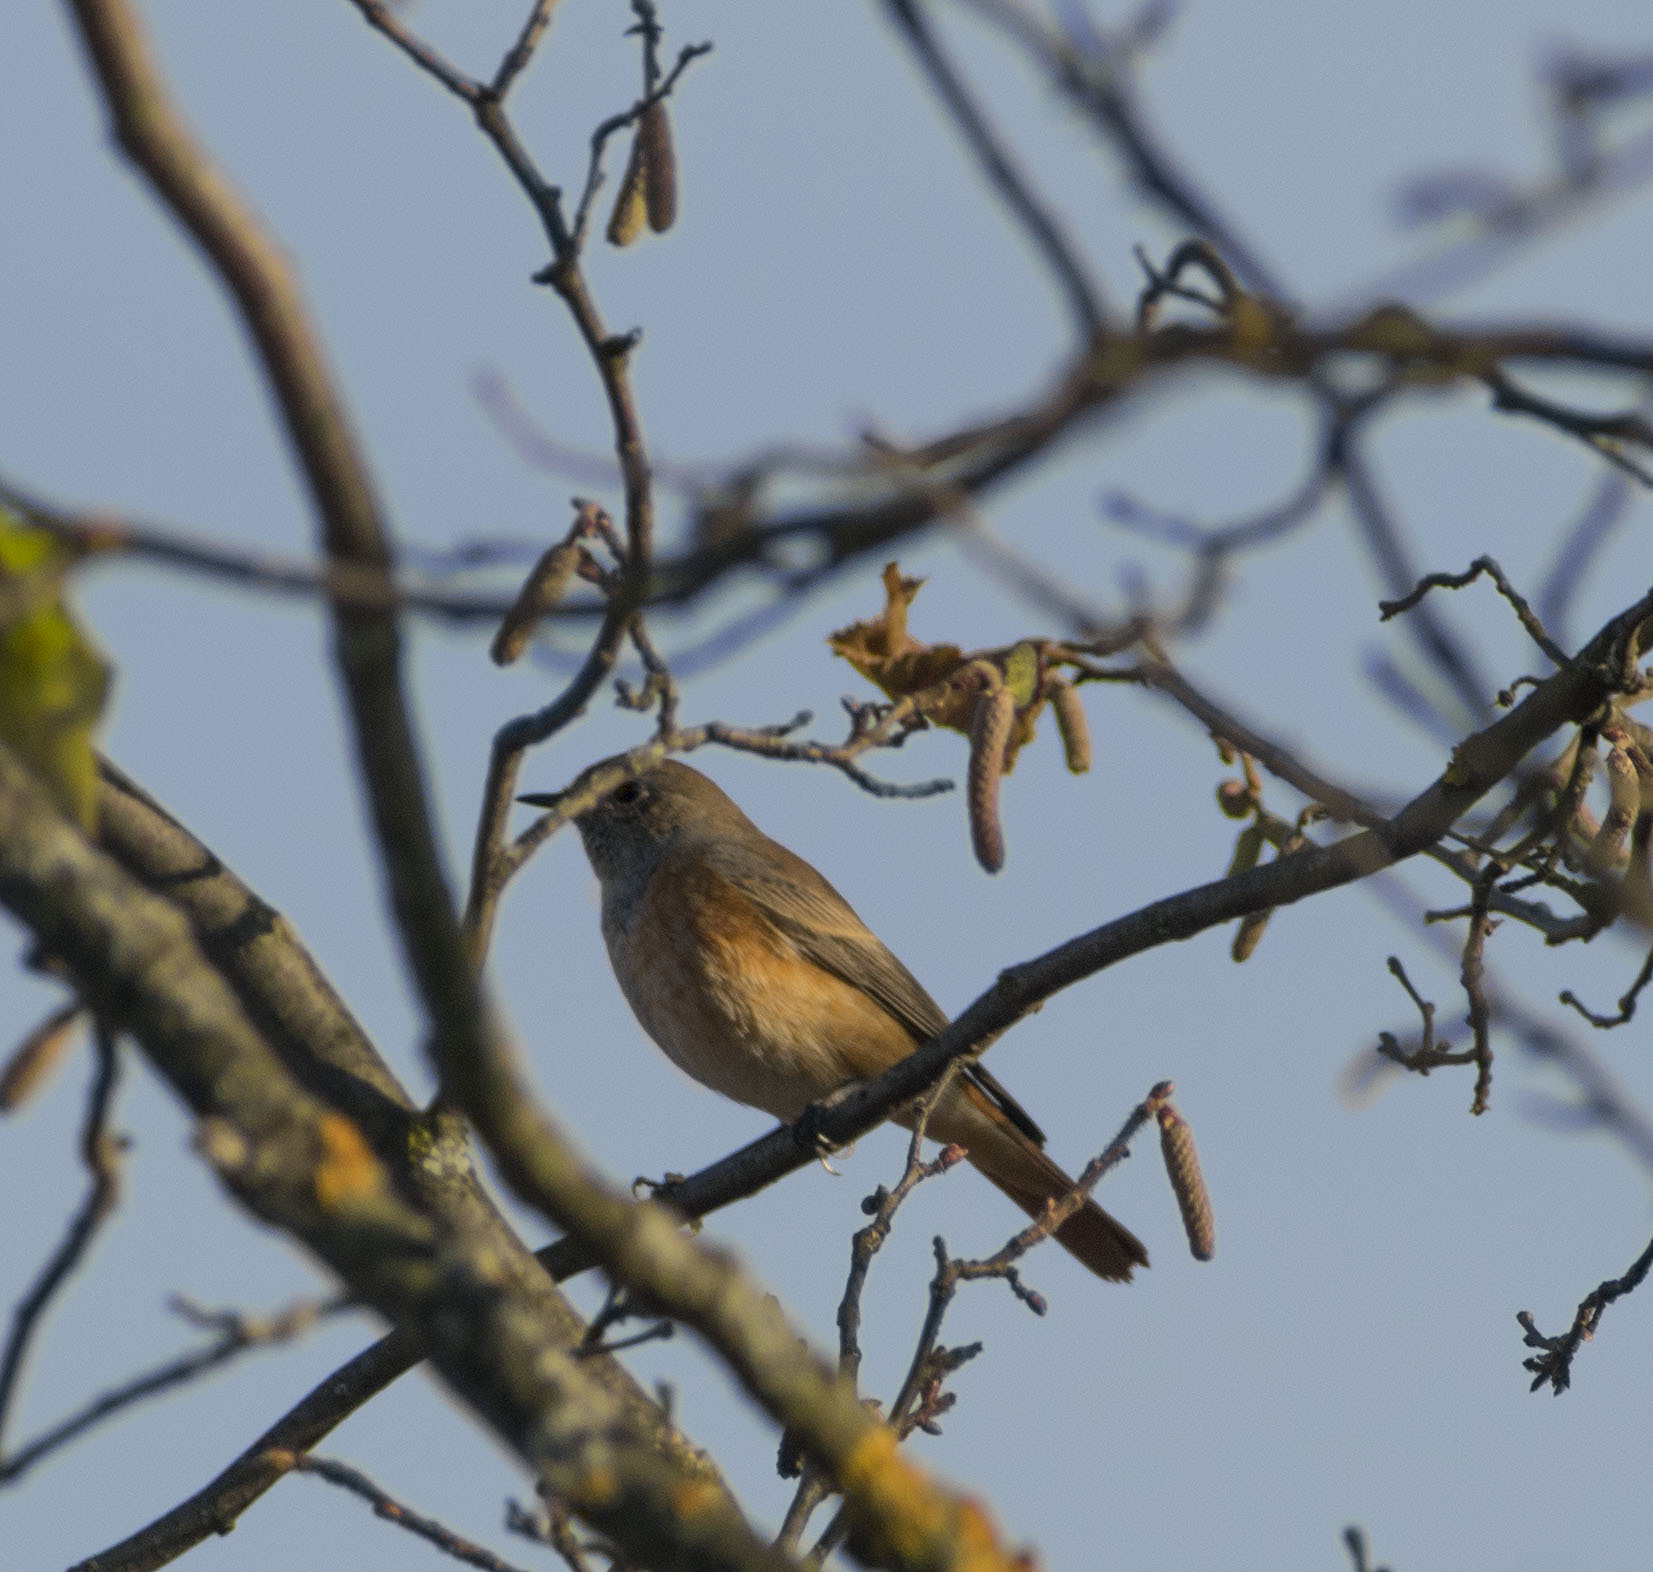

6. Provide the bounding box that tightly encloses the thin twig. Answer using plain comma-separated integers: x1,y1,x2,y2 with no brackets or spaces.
355,0,711,965
1482,366,1653,486
1374,956,1480,1080
491,0,561,100
891,1083,1171,1428
778,1073,966,1549
282,1451,536,1572
798,1082,1171,1567
1559,940,1653,1027
883,0,1106,340
1349,117,1653,311
1518,1230,1653,1394
0,472,537,625
0,1295,343,1486
1378,554,1572,667
1338,435,1493,721
960,0,1286,297
1539,469,1634,647
0,1023,122,1462
1342,1523,1391,1572
1459,870,1498,1114
837,1082,966,1390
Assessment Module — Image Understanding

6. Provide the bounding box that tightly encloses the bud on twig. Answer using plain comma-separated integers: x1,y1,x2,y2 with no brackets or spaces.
1215,779,1252,818
1158,1103,1215,1260
968,684,1015,873
1050,678,1092,774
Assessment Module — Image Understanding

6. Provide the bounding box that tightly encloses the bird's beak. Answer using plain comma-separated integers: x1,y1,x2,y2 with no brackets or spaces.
517,792,561,810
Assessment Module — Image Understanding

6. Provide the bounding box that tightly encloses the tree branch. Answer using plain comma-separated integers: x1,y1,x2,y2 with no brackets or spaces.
0,740,780,1572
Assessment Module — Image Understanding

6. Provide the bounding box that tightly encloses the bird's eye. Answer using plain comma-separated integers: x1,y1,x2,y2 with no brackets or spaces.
611,778,645,807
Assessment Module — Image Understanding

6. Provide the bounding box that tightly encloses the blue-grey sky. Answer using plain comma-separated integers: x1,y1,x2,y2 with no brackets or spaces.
5,4,1653,1570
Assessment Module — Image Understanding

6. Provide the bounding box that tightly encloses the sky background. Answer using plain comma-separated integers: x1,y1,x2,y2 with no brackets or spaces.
5,3,1653,1570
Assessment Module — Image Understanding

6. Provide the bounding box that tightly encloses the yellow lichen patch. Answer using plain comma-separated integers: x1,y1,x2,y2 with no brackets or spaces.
841,1427,946,1561
1350,302,1440,358
405,1118,436,1164
1443,742,1477,787
573,1464,620,1508
954,1496,1036,1572
670,1476,724,1521
840,1426,1031,1572
0,509,110,829
313,1113,379,1209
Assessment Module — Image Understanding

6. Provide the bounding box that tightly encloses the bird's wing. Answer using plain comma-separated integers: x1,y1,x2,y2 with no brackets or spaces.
962,1061,1047,1147
717,836,1048,1146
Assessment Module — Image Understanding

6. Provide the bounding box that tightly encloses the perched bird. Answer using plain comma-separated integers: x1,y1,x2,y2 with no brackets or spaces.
527,760,1147,1282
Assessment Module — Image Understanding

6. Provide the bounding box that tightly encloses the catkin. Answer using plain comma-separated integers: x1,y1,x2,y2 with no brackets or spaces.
606,132,649,247
1158,1104,1215,1260
491,541,580,666
638,100,677,233
1230,909,1270,962
1225,822,1266,879
1050,679,1092,774
968,685,1015,873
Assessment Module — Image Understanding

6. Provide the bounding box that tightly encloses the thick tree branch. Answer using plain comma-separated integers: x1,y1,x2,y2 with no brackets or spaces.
68,0,491,1134
0,741,784,1572
77,759,718,1567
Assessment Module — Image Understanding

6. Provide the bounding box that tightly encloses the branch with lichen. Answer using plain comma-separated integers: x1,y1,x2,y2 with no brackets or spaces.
0,740,778,1572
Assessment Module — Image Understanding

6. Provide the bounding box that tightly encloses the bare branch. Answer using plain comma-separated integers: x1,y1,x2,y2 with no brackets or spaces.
282,1451,535,1572
1559,941,1653,1028
492,0,562,101
0,1296,341,1487
1519,1230,1653,1394
0,740,780,1572
958,0,1286,296
1378,555,1572,668
883,0,1107,339
0,1024,122,1463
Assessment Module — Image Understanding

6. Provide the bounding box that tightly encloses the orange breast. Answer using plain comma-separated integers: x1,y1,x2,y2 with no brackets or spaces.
608,855,916,1120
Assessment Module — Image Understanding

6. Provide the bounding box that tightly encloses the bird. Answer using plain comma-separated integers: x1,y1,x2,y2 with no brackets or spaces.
524,759,1147,1282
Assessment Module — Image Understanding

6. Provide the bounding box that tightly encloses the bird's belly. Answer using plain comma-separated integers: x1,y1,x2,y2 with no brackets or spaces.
607,894,912,1122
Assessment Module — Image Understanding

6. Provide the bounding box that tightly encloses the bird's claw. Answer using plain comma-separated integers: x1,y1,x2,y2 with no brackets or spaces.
816,1141,857,1176
792,1081,867,1160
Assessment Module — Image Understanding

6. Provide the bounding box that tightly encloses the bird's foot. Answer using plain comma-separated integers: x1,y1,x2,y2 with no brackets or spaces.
792,1081,868,1160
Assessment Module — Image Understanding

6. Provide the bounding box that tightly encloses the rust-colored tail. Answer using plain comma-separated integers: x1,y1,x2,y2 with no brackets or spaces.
923,1080,1150,1284
982,1147,1149,1283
